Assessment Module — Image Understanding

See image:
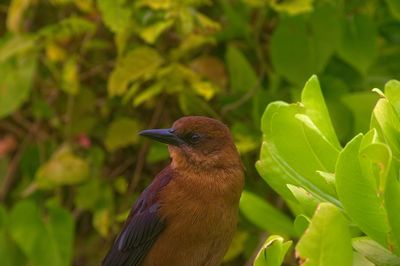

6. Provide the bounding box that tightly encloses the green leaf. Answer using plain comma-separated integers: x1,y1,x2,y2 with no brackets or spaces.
341,91,379,134
9,200,74,266
38,17,95,42
138,20,174,44
384,161,400,255
294,214,310,236
6,0,32,33
337,14,377,74
287,185,320,216
0,205,25,266
45,201,75,266
225,46,258,93
108,46,163,96
336,132,392,248
97,0,131,33
296,203,353,266
105,117,141,151
35,146,89,189
353,237,400,266
270,3,341,84
353,252,375,266
257,98,340,204
239,191,296,237
301,75,341,149
61,57,80,95
270,0,313,15
0,52,37,118
93,208,111,237
386,0,400,21
372,97,400,160
133,82,163,107
223,231,248,262
0,35,35,62
253,235,292,266
384,80,400,116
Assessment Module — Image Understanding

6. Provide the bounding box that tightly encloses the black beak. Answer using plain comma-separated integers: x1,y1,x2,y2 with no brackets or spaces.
138,128,184,146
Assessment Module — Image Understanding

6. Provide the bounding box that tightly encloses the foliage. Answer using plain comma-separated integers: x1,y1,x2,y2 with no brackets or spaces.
0,0,400,265
257,76,400,265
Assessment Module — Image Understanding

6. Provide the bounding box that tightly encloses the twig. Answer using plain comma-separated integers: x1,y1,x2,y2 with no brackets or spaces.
0,147,23,201
128,94,167,194
0,121,44,201
0,120,25,138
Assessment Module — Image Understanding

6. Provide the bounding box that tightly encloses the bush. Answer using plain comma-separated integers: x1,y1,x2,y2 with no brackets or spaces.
1,0,400,265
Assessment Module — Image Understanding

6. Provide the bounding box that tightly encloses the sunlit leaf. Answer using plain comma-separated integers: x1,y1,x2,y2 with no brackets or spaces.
97,0,131,33
335,132,391,248
254,235,292,266
138,19,174,44
108,46,163,96
61,57,80,95
270,0,313,15
35,146,89,189
296,203,352,266
384,80,400,115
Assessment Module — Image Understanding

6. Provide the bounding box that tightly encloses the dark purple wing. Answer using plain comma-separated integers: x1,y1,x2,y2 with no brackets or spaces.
102,166,173,266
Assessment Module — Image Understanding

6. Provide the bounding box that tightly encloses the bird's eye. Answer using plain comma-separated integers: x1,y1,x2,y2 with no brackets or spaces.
188,133,201,144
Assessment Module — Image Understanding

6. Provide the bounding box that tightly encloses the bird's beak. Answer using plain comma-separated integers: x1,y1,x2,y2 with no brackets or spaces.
138,128,184,146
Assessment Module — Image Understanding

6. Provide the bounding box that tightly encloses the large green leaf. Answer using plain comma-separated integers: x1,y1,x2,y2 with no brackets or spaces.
371,96,400,160
386,0,400,21
296,203,352,266
384,80,400,117
353,237,400,266
0,52,37,118
270,3,341,84
0,205,25,266
9,200,74,266
301,75,341,150
225,46,258,93
335,132,392,248
337,14,377,75
257,77,340,206
253,235,292,266
239,191,296,237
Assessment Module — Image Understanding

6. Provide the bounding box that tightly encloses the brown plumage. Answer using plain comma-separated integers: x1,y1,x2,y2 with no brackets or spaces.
103,116,244,266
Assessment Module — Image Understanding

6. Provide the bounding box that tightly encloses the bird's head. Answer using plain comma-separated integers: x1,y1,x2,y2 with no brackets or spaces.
139,116,242,170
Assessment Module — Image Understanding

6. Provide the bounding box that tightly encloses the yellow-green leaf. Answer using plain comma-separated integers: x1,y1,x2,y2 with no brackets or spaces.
35,146,89,189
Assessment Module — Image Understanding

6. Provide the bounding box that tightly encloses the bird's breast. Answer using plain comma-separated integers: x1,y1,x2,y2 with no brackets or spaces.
142,171,242,266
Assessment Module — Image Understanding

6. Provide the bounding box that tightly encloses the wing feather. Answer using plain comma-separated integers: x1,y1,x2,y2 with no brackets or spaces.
102,167,173,266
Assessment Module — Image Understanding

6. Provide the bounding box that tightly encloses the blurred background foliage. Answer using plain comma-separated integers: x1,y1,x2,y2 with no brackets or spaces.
0,0,400,265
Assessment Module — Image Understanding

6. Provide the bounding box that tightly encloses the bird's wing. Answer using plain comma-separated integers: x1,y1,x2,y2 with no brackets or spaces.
102,167,173,266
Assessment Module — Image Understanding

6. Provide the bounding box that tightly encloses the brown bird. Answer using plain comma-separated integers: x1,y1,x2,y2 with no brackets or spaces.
103,116,244,266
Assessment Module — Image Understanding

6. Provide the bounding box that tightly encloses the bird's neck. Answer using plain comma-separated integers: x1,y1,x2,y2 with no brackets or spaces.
169,161,244,205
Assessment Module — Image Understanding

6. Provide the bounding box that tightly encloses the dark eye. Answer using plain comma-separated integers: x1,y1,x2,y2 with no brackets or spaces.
188,133,201,144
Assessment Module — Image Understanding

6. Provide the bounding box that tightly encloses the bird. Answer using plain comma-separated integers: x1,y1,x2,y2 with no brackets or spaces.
103,116,244,266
